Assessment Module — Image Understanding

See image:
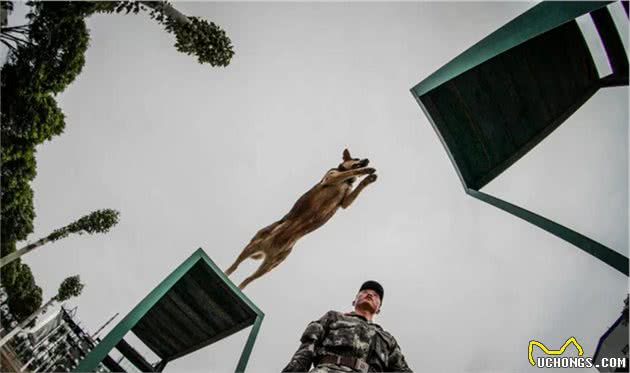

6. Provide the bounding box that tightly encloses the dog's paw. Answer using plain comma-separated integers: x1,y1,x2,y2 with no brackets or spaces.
364,167,376,174
363,174,378,184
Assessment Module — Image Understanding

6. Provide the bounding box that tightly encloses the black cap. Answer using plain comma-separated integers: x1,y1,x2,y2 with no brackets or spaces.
359,280,384,302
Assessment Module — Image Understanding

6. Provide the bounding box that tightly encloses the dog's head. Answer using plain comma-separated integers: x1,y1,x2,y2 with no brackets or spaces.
337,148,369,171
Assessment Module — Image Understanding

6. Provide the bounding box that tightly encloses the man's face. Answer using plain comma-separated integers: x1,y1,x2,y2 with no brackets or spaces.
354,289,381,313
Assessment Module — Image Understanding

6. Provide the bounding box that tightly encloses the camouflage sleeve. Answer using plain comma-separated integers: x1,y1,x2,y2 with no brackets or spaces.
281,311,334,372
387,337,412,372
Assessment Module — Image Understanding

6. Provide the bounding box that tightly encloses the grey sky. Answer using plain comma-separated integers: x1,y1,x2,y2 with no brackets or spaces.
10,1,628,372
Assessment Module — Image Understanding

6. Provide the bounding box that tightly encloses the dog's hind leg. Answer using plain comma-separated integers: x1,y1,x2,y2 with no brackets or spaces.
250,252,265,259
225,242,262,276
238,260,273,289
238,247,293,289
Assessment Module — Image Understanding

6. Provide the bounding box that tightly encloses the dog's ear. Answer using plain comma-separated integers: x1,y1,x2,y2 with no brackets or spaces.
343,148,351,161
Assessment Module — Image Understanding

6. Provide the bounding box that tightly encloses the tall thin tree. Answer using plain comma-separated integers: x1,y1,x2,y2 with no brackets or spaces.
0,209,120,268
139,1,235,66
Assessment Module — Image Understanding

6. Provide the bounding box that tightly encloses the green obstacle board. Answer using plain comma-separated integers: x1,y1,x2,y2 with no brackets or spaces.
75,248,264,372
410,1,628,276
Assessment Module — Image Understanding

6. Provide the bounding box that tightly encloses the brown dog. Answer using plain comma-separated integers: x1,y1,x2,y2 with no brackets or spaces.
225,149,377,289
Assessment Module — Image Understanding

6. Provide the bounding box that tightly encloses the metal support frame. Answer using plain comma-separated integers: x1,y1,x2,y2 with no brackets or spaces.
467,189,629,276
74,248,264,372
235,315,263,373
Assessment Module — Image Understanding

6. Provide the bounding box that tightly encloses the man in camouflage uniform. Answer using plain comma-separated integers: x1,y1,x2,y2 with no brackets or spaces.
281,281,412,372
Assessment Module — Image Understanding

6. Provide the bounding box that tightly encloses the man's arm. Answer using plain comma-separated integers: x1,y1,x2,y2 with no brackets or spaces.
281,311,333,372
387,338,412,372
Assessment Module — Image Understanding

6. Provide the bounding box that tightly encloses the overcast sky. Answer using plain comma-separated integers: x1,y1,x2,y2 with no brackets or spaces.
9,1,628,372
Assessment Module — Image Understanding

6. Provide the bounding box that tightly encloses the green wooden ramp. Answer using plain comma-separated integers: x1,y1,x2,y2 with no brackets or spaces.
74,248,264,372
411,1,628,276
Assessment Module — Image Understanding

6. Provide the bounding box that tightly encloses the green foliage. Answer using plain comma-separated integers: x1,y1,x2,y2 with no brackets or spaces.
0,178,35,244
55,275,84,302
0,260,43,322
0,2,87,248
20,2,91,93
97,1,235,66
2,90,66,143
70,209,120,234
166,16,234,67
0,2,89,322
0,0,232,326
2,3,90,93
49,209,120,242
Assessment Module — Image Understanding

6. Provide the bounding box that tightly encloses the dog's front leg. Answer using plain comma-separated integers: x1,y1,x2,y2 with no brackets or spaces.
323,167,376,185
340,174,377,209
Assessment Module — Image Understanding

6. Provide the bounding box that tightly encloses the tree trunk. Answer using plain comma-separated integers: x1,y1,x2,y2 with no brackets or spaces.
0,297,55,347
140,1,191,24
0,236,54,268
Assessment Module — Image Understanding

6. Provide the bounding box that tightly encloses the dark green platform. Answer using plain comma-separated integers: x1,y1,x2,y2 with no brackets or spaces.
411,1,628,275
74,248,264,372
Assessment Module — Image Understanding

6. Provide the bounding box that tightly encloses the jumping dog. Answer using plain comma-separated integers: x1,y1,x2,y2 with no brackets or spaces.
225,149,377,289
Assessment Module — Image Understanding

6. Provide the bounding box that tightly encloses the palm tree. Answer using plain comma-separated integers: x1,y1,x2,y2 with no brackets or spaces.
0,275,84,347
0,209,119,268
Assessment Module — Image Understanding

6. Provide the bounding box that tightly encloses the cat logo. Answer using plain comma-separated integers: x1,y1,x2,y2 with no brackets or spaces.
528,337,584,366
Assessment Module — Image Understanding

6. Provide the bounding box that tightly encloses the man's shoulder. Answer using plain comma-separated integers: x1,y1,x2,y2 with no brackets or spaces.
321,310,344,319
370,323,399,346
314,310,343,324
324,310,344,317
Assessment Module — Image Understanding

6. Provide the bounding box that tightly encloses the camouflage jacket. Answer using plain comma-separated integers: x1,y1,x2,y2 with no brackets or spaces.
281,311,412,372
